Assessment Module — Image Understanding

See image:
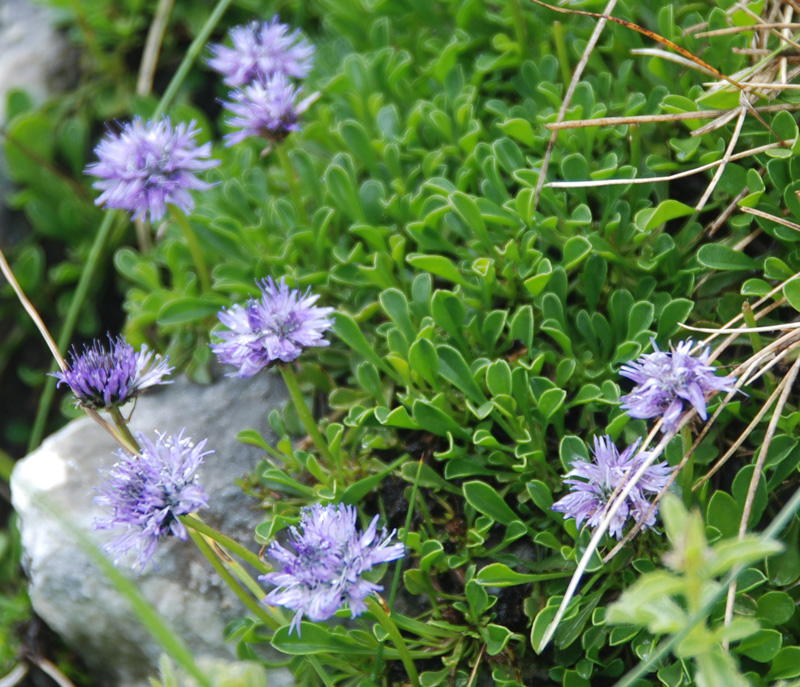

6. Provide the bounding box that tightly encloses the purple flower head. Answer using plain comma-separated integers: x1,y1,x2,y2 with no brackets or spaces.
208,17,314,87
211,277,334,377
52,335,173,410
85,116,219,222
260,503,404,635
223,73,318,146
552,435,673,540
94,430,210,571
620,339,738,433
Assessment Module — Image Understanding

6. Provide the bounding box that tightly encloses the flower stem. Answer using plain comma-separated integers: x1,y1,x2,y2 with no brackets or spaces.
108,406,141,452
180,514,269,574
371,456,424,681
170,208,211,293
186,526,280,629
279,364,339,475
366,596,420,687
152,0,233,119
307,656,336,687
508,0,529,58
275,143,309,226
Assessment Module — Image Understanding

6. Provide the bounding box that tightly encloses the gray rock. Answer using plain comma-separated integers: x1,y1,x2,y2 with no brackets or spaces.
0,0,73,121
11,369,293,687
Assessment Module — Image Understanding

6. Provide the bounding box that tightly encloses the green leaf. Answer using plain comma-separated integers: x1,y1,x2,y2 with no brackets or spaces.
562,236,592,270
696,244,757,271
463,481,520,526
634,200,694,232
734,628,782,663
498,118,535,146
380,289,415,341
657,299,694,340
158,297,223,325
731,465,767,527
526,480,554,512
538,388,567,422
783,280,800,313
341,456,405,505
476,563,567,586
450,191,487,242
437,344,488,405
482,624,514,656
408,254,469,287
325,162,365,222
756,590,795,626
706,490,740,538
767,646,800,679
334,312,402,382
430,290,468,347
559,435,589,473
531,604,559,654
409,338,439,386
509,305,534,350
272,623,375,655
412,399,470,439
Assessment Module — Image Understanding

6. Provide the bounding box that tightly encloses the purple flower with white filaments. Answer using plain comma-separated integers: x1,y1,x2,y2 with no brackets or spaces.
620,339,737,433
53,335,173,410
85,117,219,222
552,435,673,540
260,503,404,635
208,17,314,87
223,73,318,146
211,277,334,378
94,430,210,571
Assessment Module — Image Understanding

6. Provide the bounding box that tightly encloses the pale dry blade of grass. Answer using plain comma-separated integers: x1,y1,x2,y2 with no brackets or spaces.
532,0,618,210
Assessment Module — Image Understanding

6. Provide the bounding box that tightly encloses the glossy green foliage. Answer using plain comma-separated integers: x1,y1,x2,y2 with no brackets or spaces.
6,0,800,686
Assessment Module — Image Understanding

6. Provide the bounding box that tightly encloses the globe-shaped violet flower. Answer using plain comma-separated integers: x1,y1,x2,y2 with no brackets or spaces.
211,277,334,378
94,430,210,571
85,116,219,222
223,73,318,146
260,503,404,635
208,17,314,87
619,339,738,433
52,335,173,410
552,435,673,539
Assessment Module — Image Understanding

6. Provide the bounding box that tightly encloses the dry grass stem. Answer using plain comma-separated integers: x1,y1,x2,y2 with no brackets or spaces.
693,23,800,38
740,205,800,231
546,137,792,189
707,179,757,237
532,0,618,210
0,247,66,371
630,48,720,76
136,0,176,96
544,103,800,130
696,107,747,209
723,354,800,640
538,418,685,650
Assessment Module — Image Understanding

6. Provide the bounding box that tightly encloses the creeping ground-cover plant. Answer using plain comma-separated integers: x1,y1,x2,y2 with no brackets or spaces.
6,0,800,686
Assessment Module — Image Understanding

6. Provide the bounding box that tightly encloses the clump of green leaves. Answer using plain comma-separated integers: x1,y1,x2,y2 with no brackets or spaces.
608,494,782,687
8,0,800,686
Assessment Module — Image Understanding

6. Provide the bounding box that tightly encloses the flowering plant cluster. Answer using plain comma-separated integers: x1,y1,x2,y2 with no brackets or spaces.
85,117,218,222
260,503,404,634
94,431,210,571
551,339,737,540
210,18,317,145
6,1,800,686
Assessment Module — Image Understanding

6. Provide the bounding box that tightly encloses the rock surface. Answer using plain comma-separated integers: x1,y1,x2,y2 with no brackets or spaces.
0,0,73,121
11,369,292,687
